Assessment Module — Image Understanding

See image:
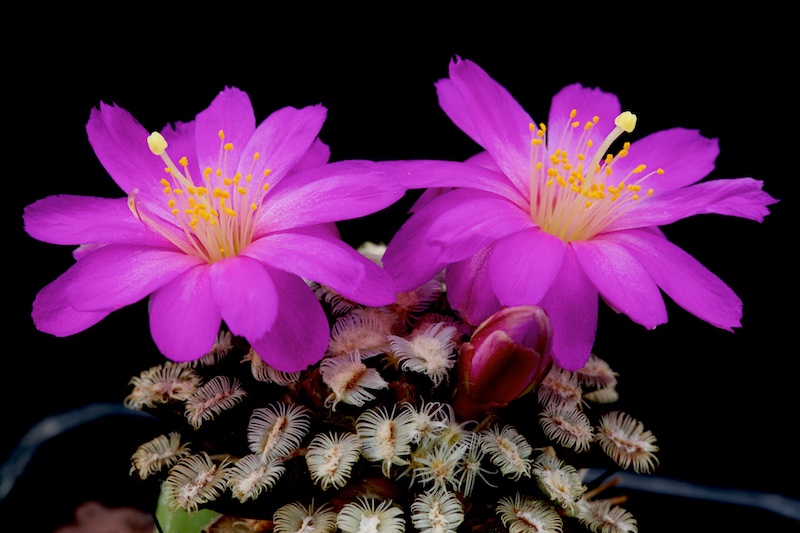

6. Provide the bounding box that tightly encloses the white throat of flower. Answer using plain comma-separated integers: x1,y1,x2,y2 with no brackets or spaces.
529,109,665,242
127,130,272,263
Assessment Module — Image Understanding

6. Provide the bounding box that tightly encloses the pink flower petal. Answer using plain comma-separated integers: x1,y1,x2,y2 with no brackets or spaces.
437,57,533,198
209,255,278,340
291,138,331,172
258,160,405,232
599,229,743,330
547,83,621,148
539,248,598,370
249,268,329,372
245,232,395,306
194,87,256,174
445,245,501,326
426,189,534,263
149,264,222,362
611,128,719,192
32,271,111,336
572,239,668,330
64,245,204,312
610,177,778,231
489,228,566,306
383,199,451,292
23,195,172,247
238,104,327,190
87,102,168,194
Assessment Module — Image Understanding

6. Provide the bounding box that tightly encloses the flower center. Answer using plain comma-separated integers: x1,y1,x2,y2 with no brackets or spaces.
128,130,272,263
528,109,664,242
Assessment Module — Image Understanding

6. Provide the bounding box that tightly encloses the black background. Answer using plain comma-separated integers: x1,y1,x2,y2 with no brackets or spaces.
5,11,797,532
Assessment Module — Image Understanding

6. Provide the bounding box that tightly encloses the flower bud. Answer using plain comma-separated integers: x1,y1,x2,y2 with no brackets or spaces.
452,305,553,421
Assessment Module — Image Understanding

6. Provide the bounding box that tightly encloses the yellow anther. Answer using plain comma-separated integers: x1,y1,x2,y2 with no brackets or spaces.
179,156,189,167
204,167,213,178
253,152,260,160
557,176,567,187
604,154,613,164
264,169,272,177
587,140,593,147
223,178,233,186
563,163,573,170
147,132,168,156
585,201,593,208
187,186,196,194
539,123,546,132
614,111,637,133
237,187,247,195
648,189,654,195
167,199,175,208
263,183,270,191
171,208,179,215
570,109,577,119
160,178,170,186
216,169,223,177
633,164,647,173
632,194,640,200
657,168,665,175
546,179,553,186
197,187,207,196
224,142,234,151
584,121,593,130
163,186,170,194
605,166,613,175
250,203,258,210
571,121,580,128
529,122,536,131
532,138,543,146
536,162,543,170
174,189,184,195
164,167,172,173
577,153,585,161
218,130,225,140
593,116,600,123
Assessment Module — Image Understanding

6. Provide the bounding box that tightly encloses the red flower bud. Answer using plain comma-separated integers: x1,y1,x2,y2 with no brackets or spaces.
452,305,553,421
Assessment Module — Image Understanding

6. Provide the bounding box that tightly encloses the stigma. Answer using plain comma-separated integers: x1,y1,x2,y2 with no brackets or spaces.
528,109,664,242
128,130,272,263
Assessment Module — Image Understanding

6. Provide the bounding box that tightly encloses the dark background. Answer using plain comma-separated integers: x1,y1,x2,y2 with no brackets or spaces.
5,13,797,532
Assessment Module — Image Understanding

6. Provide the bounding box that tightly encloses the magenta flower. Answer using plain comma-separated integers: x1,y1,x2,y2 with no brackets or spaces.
24,87,406,371
382,58,779,371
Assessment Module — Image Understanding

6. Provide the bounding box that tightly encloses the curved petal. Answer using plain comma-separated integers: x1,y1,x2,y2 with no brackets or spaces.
382,200,450,292
380,160,525,205
437,57,533,197
209,255,278,340
86,102,168,194
611,128,719,192
238,104,327,190
426,189,534,262
539,247,598,370
23,195,175,247
572,239,667,330
548,83,621,149
64,245,203,311
32,271,111,336
149,264,221,362
244,232,395,306
489,228,566,306
445,245,501,326
194,87,256,174
599,229,742,330
608,178,778,231
159,120,200,186
249,267,329,372
257,160,405,233
289,138,331,173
